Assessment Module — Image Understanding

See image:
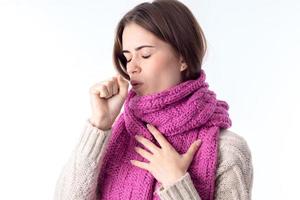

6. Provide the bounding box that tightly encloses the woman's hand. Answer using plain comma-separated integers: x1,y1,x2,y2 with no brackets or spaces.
89,74,129,130
130,124,202,188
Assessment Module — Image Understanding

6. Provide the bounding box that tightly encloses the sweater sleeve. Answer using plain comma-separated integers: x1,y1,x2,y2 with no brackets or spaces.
156,130,253,200
213,131,253,200
155,172,201,200
53,119,112,200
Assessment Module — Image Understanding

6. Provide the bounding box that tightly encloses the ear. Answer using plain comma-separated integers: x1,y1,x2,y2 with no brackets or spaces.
179,55,187,71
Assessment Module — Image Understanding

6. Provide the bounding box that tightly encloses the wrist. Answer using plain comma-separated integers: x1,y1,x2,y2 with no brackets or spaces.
88,117,111,130
161,171,186,188
88,117,100,127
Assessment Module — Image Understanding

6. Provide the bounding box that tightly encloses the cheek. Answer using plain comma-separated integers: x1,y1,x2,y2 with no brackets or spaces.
141,54,180,94
141,59,164,80
144,67,171,93
146,56,176,76
146,55,172,74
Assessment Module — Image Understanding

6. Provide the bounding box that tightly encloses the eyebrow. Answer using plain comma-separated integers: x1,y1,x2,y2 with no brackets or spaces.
121,45,155,53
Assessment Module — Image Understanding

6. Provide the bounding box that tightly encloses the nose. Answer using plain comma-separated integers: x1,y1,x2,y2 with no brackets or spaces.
126,57,141,75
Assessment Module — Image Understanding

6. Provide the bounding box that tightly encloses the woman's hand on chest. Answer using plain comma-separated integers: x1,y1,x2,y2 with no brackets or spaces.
130,124,202,188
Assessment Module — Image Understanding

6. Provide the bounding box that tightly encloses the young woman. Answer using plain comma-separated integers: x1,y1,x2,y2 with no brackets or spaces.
54,0,253,199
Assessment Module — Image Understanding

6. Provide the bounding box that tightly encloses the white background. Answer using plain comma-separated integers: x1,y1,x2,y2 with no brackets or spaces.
0,0,299,199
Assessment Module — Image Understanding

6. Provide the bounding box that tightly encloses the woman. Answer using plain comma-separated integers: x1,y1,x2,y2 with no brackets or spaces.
54,0,253,199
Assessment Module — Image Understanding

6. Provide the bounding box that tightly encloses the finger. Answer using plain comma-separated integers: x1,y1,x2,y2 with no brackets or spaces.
108,77,119,97
90,83,109,98
117,74,128,84
134,146,153,161
89,84,101,95
146,124,173,150
135,135,160,154
130,160,150,171
117,74,129,98
117,74,129,88
111,77,119,95
104,81,114,98
99,84,109,98
182,139,202,164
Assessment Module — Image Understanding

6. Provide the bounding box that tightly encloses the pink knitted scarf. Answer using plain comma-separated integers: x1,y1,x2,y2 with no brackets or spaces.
97,69,232,200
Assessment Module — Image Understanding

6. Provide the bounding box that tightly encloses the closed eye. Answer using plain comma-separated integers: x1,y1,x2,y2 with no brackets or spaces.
126,55,151,63
142,55,151,59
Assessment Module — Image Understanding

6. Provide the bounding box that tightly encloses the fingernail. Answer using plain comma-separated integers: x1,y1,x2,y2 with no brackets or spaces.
146,124,151,128
196,139,202,145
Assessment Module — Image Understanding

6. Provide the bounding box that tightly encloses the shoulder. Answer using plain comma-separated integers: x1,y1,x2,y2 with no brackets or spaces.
217,129,253,177
212,129,253,198
218,129,252,161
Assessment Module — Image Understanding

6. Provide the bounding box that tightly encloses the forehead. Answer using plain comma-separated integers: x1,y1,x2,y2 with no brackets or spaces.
122,23,159,50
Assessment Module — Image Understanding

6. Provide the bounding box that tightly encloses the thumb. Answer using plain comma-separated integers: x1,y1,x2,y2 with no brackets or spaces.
182,139,202,164
117,74,129,97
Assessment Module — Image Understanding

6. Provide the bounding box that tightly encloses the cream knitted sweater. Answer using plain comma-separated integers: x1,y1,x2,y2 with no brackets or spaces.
53,119,253,200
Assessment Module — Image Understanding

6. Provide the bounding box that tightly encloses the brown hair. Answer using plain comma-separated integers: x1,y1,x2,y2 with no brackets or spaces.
112,0,207,82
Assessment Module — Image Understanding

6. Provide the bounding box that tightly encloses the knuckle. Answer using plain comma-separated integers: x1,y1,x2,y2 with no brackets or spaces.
99,84,106,90
135,146,141,152
107,81,113,89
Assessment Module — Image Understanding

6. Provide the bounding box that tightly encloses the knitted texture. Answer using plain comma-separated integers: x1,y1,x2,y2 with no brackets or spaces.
97,69,232,200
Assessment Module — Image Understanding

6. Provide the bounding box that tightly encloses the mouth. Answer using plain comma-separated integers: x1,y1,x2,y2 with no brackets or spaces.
130,79,144,89
131,83,143,90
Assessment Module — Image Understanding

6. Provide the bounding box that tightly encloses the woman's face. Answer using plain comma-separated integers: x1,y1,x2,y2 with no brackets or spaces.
122,22,187,96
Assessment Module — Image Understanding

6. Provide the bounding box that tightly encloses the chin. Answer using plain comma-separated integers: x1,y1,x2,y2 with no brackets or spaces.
140,90,158,96
135,90,148,96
